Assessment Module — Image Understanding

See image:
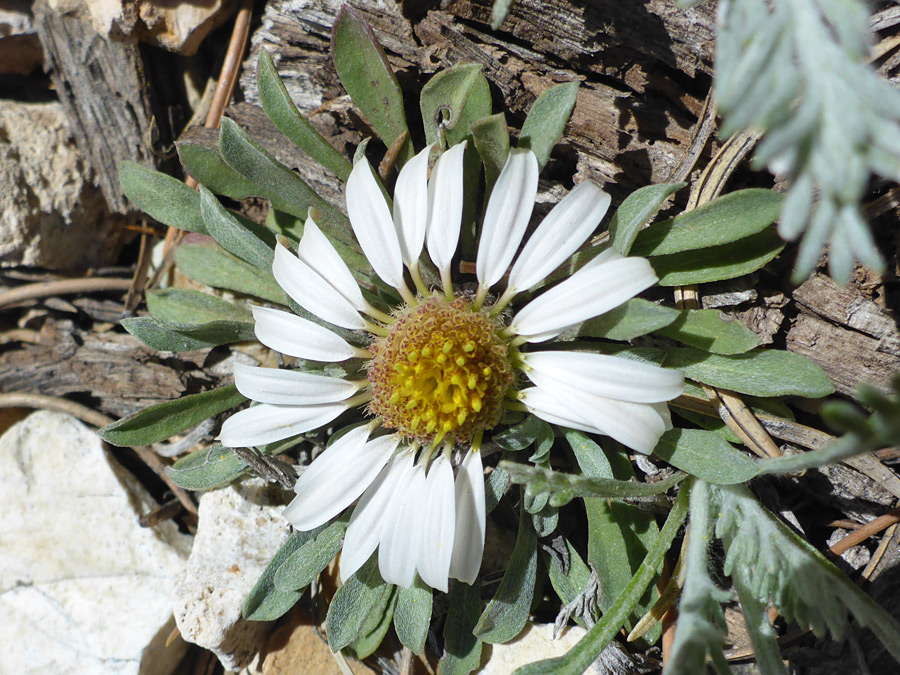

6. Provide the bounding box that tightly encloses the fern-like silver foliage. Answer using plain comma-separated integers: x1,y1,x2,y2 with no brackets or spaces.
685,0,900,282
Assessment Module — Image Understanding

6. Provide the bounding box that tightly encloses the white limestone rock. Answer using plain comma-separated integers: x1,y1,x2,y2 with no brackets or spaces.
173,479,292,671
0,100,131,269
0,411,192,674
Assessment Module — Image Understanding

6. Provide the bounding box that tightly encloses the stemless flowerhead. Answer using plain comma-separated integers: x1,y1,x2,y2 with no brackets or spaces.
220,143,683,592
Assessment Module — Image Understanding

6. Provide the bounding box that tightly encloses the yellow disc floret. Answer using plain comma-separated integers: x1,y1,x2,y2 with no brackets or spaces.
368,296,513,445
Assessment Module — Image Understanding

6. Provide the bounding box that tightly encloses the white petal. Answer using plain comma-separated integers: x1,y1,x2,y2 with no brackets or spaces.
511,256,657,342
219,401,350,447
521,351,683,403
528,376,670,454
233,362,362,405
449,450,486,584
251,306,360,362
508,181,611,293
379,462,427,589
476,149,539,288
580,245,622,270
283,432,398,530
426,142,467,277
393,144,433,266
417,455,456,592
273,244,367,330
346,159,405,288
341,450,412,582
519,386,603,435
297,216,366,311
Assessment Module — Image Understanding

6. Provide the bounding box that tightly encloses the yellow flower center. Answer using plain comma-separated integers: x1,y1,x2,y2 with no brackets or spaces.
367,296,513,445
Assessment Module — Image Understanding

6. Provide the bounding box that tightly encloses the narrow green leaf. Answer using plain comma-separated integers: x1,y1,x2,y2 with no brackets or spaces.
120,162,204,233
145,288,251,325
513,478,693,675
567,432,662,640
485,460,510,513
257,48,353,181
331,5,413,164
494,415,550,452
651,228,786,286
664,348,835,398
349,588,396,659
273,516,349,591
472,112,510,197
199,185,274,269
609,182,686,255
122,316,256,352
631,189,784,256
757,431,884,476
177,136,261,200
326,554,392,652
243,529,321,621
576,298,679,341
653,429,759,485
218,118,356,251
420,64,492,148
520,82,579,169
440,580,484,675
167,444,248,490
656,309,760,355
175,242,289,305
99,385,247,446
473,503,537,643
394,575,433,654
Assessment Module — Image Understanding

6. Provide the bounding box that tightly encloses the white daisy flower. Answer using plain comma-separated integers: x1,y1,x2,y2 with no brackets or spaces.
219,142,684,592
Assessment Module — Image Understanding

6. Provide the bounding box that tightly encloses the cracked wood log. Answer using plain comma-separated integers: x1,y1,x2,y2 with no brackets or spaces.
788,274,900,396
237,0,716,198
33,0,168,214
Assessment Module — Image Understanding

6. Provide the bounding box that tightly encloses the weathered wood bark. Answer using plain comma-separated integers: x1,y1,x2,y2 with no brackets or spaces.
0,317,225,418
238,0,716,196
789,274,900,396
33,0,163,213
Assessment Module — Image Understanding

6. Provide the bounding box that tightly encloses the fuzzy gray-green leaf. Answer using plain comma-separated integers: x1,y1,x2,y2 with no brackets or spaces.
273,516,348,591
474,504,537,643
651,228,786,286
631,189,784,256
656,309,761,355
258,48,353,181
576,298,679,341
472,112,510,197
167,445,248,490
519,82,579,169
394,576,433,654
664,347,834,398
420,64,492,148
122,316,256,352
120,162,205,233
243,529,322,621
653,429,759,484
331,5,412,164
199,185,274,269
146,288,251,325
177,136,261,200
609,182,686,255
218,118,353,247
99,385,247,446
326,554,392,652
175,242,289,305
440,580,484,675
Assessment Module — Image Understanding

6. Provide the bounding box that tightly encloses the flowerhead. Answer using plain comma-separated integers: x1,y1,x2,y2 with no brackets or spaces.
219,142,683,592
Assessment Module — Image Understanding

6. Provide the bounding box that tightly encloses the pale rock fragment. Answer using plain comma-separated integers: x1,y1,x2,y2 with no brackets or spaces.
0,411,191,674
173,479,292,670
